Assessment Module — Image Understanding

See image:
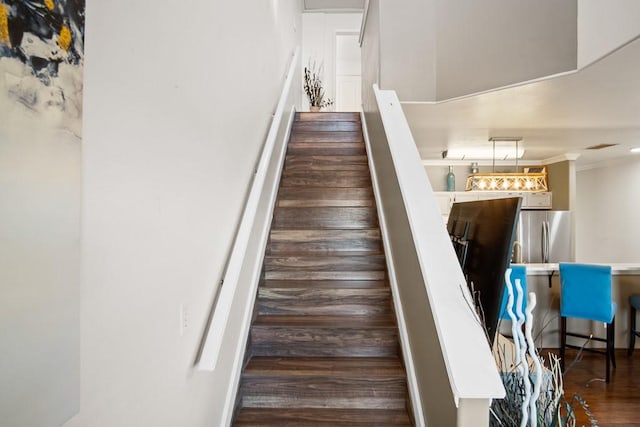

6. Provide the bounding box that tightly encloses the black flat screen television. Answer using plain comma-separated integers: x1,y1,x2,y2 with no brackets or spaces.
446,197,522,343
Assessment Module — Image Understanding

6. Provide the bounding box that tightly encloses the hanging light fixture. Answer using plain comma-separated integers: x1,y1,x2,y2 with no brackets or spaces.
465,137,548,192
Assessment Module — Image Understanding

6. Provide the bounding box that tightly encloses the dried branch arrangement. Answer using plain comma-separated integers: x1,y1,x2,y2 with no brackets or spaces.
303,61,333,109
489,269,598,427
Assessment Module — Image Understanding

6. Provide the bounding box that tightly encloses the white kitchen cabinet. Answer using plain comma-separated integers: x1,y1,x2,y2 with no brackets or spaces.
454,193,480,203
433,191,553,216
434,192,481,216
435,192,455,216
523,192,552,209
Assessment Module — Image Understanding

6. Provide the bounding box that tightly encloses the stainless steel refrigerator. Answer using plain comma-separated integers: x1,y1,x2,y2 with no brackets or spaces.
513,211,571,263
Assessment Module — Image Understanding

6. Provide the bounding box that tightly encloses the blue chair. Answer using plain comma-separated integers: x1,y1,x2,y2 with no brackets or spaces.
559,263,617,383
499,265,528,320
629,294,640,356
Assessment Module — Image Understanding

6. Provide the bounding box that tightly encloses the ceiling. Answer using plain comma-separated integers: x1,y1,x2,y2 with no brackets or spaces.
403,38,640,168
302,0,365,12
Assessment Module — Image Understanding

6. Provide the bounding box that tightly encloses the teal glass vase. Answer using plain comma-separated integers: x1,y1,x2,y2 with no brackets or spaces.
446,166,455,191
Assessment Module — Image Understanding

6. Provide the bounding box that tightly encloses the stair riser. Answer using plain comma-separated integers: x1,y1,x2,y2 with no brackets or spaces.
268,240,381,254
273,208,378,229
295,112,360,122
257,289,392,316
280,176,371,188
268,232,382,253
270,229,380,242
277,199,374,208
284,155,369,172
240,377,407,410
264,256,385,272
251,327,398,357
292,122,362,132
260,280,388,289
264,271,385,281
290,132,363,143
234,408,412,426
241,395,406,410
256,301,392,316
276,187,374,208
288,142,366,156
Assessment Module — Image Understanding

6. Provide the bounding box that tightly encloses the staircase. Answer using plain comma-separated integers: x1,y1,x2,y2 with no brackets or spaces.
233,112,413,426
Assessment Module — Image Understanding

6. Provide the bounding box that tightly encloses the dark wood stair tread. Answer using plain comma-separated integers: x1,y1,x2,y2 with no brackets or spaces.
273,207,378,229
295,112,361,122
244,356,404,377
268,229,382,254
240,380,407,409
253,315,396,327
288,145,365,156
290,132,363,143
280,176,371,188
257,287,392,316
250,317,400,357
282,170,370,179
292,121,362,132
264,255,386,271
233,114,410,425
260,280,388,289
234,408,412,426
258,287,391,298
284,155,369,172
277,187,374,207
288,142,364,149
264,271,386,281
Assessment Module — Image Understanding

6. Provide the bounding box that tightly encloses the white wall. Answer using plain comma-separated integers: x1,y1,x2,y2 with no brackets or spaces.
65,1,301,426
435,0,577,100
575,157,640,263
0,126,80,426
1,24,82,427
361,0,381,112
302,12,362,110
379,0,437,102
363,0,577,102
578,0,640,68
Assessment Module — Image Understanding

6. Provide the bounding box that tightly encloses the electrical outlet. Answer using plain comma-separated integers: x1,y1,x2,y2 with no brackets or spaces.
180,304,189,336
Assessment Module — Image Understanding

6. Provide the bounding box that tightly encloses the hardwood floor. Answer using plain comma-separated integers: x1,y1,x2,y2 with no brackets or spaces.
232,112,413,425
542,349,640,426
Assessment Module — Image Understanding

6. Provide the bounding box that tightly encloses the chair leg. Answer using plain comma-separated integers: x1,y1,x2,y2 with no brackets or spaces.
605,317,615,383
560,316,567,372
630,306,637,357
610,317,616,369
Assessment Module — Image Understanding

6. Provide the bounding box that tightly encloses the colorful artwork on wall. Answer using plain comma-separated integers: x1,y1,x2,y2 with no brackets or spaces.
0,0,85,136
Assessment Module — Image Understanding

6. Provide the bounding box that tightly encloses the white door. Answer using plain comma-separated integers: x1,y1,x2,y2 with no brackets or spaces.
335,33,361,112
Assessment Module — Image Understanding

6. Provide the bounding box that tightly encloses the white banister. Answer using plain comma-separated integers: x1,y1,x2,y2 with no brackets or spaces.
197,48,299,371
372,85,505,405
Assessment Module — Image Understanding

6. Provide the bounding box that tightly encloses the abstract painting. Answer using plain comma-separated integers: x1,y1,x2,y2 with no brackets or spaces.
0,0,85,135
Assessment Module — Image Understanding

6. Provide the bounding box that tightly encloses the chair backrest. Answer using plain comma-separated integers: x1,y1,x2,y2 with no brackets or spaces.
559,263,614,323
499,265,527,320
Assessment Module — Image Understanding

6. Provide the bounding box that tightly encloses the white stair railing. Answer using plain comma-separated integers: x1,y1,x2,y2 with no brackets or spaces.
197,48,299,372
365,84,505,426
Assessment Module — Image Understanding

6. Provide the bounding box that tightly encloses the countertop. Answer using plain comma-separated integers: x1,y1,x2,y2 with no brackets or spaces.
514,263,640,276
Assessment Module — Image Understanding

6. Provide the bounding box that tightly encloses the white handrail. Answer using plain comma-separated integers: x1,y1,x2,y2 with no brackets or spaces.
361,110,426,426
372,85,505,402
197,47,299,371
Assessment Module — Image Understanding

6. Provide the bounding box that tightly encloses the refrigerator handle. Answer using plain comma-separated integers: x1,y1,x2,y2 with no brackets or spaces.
543,221,550,263
540,222,546,262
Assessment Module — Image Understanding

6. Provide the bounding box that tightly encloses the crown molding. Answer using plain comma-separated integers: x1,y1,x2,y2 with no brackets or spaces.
540,153,581,164
421,159,544,167
576,154,640,172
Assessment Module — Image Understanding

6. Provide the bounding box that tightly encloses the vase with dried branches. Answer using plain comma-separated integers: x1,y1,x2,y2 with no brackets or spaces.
488,269,597,427
303,61,333,112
